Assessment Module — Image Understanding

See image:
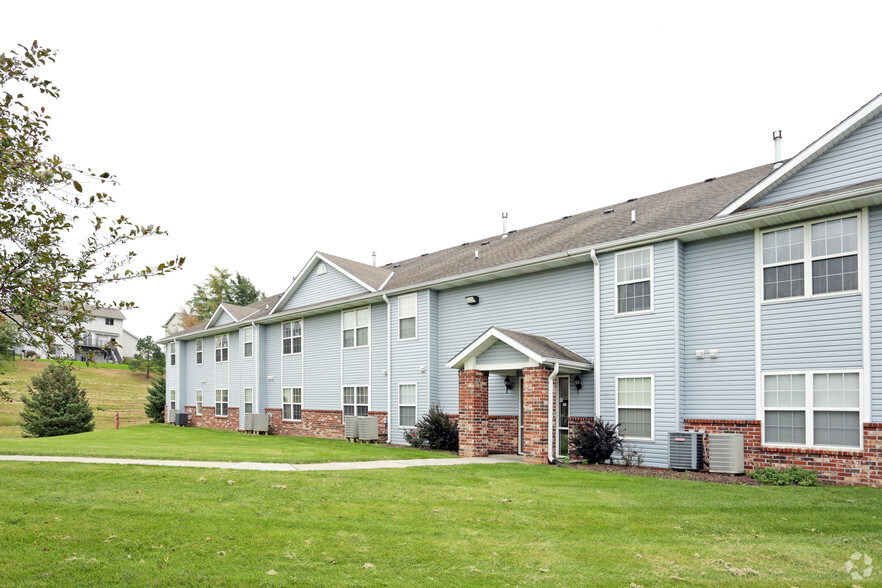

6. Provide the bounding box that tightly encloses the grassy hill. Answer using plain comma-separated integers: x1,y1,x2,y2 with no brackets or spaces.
0,359,152,438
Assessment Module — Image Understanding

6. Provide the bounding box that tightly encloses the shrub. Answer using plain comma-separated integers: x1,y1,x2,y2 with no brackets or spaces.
405,404,459,451
571,418,623,464
751,466,820,486
19,363,95,437
144,375,167,423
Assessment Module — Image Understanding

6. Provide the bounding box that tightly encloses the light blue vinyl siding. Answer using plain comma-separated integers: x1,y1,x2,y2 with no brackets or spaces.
262,323,282,409
684,233,756,420
282,262,369,311
599,240,678,467
370,303,388,412
389,292,429,443
215,309,236,326
189,337,213,410
429,290,439,409
761,296,862,371
870,206,882,422
302,312,341,410
478,341,529,366
753,111,882,208
436,264,594,419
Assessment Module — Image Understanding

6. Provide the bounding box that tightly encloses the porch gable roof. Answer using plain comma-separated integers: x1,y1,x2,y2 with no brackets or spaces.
446,326,592,372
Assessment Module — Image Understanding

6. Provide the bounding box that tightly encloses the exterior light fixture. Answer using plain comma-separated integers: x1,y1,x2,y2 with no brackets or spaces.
465,295,479,305
504,376,513,392
573,375,582,392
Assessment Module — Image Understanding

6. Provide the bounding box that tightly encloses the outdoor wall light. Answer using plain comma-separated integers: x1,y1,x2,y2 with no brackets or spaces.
266,375,275,382
465,295,479,305
504,376,513,392
574,375,582,392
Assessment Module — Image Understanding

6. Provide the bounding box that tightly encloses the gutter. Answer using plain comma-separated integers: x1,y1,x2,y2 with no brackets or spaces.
382,294,392,442
590,249,600,420
548,363,559,464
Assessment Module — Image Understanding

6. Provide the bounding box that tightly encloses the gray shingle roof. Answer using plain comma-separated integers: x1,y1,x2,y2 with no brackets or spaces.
494,328,591,366
319,252,393,290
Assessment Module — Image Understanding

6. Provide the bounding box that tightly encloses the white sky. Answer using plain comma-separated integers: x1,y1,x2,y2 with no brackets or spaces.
3,1,882,341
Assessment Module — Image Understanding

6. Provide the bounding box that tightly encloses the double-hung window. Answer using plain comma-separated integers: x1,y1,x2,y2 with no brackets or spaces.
615,248,652,314
195,339,203,365
215,389,229,417
283,387,302,420
342,308,369,348
762,215,859,301
215,334,229,363
282,320,302,354
398,294,417,340
169,342,176,366
169,389,176,410
343,386,369,416
196,389,203,415
243,327,253,358
616,376,653,439
399,384,417,427
764,372,861,448
244,387,254,414
105,317,114,326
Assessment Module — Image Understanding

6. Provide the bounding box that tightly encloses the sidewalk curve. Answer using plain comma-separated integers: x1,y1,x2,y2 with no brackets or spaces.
0,454,522,472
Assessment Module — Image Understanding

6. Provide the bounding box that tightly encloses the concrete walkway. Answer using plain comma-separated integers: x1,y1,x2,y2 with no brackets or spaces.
0,454,522,472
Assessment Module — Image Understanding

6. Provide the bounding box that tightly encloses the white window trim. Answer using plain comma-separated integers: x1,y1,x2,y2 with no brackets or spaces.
614,246,654,316
615,374,655,441
169,342,176,366
282,319,303,355
342,384,370,416
244,387,254,415
398,293,418,341
760,369,863,451
169,389,176,411
215,388,229,417
398,382,417,429
282,386,302,421
243,327,253,359
195,389,203,415
214,334,229,363
195,338,203,365
759,212,863,305
342,307,370,349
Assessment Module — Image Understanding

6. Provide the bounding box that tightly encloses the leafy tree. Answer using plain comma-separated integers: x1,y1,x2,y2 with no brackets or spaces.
144,375,166,423
128,335,165,379
0,319,19,359
19,363,94,437
0,42,184,358
187,267,265,320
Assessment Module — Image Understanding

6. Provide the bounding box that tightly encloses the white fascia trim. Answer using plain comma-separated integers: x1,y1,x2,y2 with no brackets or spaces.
379,271,395,290
447,327,543,370
717,92,882,217
205,304,234,329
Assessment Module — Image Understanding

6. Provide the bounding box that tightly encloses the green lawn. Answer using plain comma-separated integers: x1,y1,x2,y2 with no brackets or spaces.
0,461,879,586
0,424,452,463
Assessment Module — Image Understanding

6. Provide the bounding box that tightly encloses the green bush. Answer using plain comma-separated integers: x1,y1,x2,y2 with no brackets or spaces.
571,418,623,464
19,363,95,437
750,466,820,486
144,375,166,423
404,404,459,451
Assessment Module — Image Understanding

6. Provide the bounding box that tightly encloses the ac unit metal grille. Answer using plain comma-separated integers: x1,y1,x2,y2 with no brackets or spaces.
707,433,744,474
344,415,359,440
669,432,704,470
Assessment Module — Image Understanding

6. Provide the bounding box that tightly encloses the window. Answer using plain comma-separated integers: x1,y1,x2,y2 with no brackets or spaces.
243,327,253,358
214,334,229,363
399,383,417,427
195,339,203,365
282,320,302,354
215,389,229,417
343,386,368,416
615,248,652,314
169,389,176,410
342,308,369,348
105,317,115,326
169,342,176,366
196,389,203,415
762,215,859,301
398,294,417,340
763,372,861,448
283,387,302,420
616,376,653,439
244,387,253,414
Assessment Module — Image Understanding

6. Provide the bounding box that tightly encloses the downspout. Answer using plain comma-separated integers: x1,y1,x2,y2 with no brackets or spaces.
173,337,179,418
548,362,560,463
252,322,258,415
590,249,600,420
382,294,392,443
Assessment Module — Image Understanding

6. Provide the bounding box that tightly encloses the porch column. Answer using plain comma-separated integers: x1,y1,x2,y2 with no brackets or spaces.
522,366,554,465
458,369,489,457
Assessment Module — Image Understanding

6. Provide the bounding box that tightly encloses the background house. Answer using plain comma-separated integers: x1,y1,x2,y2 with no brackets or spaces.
20,307,137,363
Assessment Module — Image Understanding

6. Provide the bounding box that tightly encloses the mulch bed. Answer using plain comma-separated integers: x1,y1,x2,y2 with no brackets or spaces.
569,462,758,485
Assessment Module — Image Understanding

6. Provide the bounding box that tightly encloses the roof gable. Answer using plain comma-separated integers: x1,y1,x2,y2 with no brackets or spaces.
717,92,882,217
447,326,592,371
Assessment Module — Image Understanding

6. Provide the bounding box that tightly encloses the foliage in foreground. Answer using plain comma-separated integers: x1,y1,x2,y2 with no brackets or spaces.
404,403,459,451
571,418,623,464
751,466,820,486
144,375,166,423
19,363,94,437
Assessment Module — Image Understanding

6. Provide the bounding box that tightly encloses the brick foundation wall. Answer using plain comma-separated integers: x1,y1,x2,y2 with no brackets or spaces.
488,415,518,454
685,419,882,487
185,406,240,431
263,409,388,441
459,370,489,457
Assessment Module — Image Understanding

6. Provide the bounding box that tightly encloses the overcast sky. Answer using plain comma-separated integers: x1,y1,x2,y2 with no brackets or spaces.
3,1,882,341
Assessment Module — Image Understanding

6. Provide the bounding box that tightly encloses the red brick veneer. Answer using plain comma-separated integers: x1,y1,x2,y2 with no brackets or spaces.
458,370,489,457
685,419,882,487
521,366,554,464
488,415,518,454
184,406,240,431
264,409,387,440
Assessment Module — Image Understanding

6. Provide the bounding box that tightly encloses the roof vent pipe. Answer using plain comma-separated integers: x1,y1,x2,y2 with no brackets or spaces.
475,250,479,260
631,210,636,224
372,251,377,267
773,130,783,169
502,212,508,237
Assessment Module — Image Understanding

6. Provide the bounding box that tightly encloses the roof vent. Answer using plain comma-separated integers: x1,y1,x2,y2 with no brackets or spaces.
371,251,377,267
631,210,636,224
420,253,428,257
475,250,479,259
502,212,508,236
562,215,571,220
461,242,469,247
773,130,783,169
393,264,401,269
627,198,637,203
704,177,715,183
481,241,490,246
603,208,614,215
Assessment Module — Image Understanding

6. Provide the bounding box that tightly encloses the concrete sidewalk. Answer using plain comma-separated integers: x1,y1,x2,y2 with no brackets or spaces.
0,454,522,472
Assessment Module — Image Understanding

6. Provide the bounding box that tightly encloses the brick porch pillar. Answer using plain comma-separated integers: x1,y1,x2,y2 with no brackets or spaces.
458,369,489,457
522,366,554,465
